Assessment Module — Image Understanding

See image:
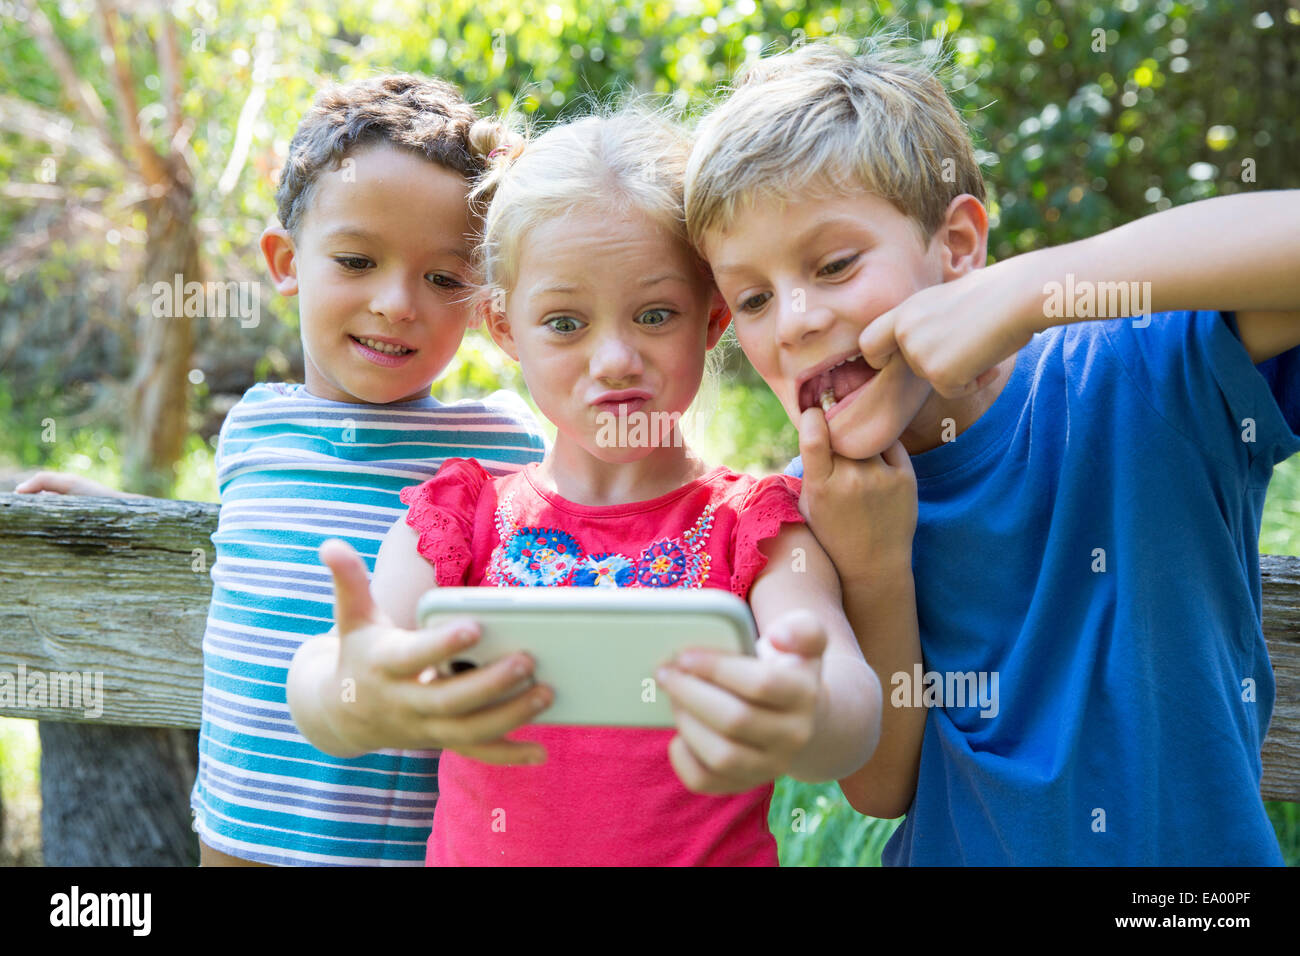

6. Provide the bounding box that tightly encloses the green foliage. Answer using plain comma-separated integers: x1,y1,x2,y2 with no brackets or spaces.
771,778,903,866
0,718,40,806
0,379,218,502
1268,800,1300,866
689,373,799,475
430,329,529,404
4,0,1295,447
1261,456,1300,556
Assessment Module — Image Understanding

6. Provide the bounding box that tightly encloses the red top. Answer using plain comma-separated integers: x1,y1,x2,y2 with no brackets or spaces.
399,458,804,866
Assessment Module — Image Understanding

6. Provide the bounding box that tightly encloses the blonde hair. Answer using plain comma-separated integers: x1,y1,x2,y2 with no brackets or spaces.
472,102,697,300
472,102,725,443
685,35,985,248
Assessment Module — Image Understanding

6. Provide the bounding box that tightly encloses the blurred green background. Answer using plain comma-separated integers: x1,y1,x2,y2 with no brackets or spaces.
1,0,1297,865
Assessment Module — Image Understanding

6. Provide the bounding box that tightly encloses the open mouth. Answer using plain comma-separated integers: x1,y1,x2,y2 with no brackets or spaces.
350,335,414,356
798,354,877,414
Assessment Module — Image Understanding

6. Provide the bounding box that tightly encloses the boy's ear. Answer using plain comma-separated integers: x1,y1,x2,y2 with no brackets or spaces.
935,194,989,280
482,297,519,361
260,226,299,296
705,288,731,350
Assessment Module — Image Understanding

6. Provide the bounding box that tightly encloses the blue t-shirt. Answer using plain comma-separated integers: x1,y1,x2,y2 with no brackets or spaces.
789,311,1300,864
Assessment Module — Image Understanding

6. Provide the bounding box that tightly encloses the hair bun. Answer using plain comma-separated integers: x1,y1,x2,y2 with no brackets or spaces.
468,117,525,169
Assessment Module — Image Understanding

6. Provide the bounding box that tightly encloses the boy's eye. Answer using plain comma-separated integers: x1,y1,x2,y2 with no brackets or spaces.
636,308,674,327
427,273,463,289
544,315,584,334
335,256,372,271
818,254,860,277
738,291,771,314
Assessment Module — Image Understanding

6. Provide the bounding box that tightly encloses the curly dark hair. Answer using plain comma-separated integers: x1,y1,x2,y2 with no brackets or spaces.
275,74,516,234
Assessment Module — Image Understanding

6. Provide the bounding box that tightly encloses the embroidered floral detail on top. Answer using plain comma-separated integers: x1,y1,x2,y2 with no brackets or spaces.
484,491,717,589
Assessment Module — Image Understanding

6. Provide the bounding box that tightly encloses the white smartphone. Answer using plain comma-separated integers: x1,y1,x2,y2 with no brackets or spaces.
416,587,757,727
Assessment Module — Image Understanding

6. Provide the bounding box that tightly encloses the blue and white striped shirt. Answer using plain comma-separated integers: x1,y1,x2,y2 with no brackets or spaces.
190,382,546,865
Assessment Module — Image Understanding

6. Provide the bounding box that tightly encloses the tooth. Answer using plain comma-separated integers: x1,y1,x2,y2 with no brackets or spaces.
360,337,408,354
820,388,835,412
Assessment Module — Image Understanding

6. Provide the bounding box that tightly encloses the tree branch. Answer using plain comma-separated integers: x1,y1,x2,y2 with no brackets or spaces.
0,94,118,167
217,31,275,196
94,0,168,186
1,183,68,201
18,0,126,168
152,0,183,143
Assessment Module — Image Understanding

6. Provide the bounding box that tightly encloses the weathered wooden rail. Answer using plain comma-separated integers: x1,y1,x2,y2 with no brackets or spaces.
1,491,1297,801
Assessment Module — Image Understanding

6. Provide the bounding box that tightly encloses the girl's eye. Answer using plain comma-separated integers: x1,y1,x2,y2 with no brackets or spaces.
544,316,584,334
636,308,674,327
818,254,860,277
738,291,771,314
336,256,371,271
427,273,463,289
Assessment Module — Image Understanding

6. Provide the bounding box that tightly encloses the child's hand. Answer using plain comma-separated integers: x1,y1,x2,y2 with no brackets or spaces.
798,408,916,583
298,539,552,764
657,609,825,794
857,264,1035,399
15,471,140,498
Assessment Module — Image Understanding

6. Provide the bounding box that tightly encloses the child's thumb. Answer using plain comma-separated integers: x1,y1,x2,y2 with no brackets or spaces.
320,539,378,636
859,311,898,370
798,407,833,487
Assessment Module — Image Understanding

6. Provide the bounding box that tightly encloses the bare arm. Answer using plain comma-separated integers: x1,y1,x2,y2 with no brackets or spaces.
371,518,438,629
659,519,882,794
795,423,923,818
833,567,922,818
15,471,144,498
861,191,1300,396
1024,191,1300,361
747,523,882,783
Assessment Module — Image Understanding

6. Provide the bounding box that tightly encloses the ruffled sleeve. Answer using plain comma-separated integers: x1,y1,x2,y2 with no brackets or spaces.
398,458,492,587
728,474,804,599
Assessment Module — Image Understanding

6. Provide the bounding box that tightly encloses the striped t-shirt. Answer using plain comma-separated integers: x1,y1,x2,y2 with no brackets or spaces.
189,382,546,865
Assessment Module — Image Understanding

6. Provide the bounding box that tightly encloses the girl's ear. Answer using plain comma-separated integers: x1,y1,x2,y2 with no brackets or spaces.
260,226,299,296
705,288,731,350
483,295,520,361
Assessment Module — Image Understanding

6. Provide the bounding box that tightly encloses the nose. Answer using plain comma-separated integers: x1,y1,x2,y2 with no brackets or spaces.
369,272,417,323
774,285,834,347
588,329,644,384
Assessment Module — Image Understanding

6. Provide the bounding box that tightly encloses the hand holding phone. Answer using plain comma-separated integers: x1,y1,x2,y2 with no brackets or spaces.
417,587,757,727
659,608,828,794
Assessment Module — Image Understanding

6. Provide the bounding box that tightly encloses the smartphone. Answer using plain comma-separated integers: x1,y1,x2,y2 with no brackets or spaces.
416,587,757,727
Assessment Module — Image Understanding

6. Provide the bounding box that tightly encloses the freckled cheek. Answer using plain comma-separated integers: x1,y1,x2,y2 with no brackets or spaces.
733,334,790,409
733,326,774,377
523,348,585,404
834,282,895,331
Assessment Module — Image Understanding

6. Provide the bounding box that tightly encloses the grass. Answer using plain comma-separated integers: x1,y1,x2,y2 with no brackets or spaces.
0,718,41,866
771,779,902,866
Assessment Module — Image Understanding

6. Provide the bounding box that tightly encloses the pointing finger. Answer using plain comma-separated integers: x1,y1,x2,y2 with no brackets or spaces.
320,539,380,637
